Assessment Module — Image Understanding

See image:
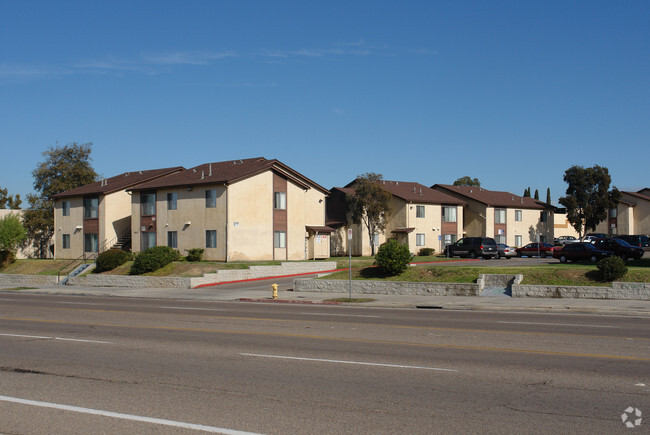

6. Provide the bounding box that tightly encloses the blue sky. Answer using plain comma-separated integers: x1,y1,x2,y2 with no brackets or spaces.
1,1,648,205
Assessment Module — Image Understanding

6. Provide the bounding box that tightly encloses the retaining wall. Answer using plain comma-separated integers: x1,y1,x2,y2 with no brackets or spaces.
191,262,338,287
294,279,479,296
0,274,59,285
513,282,650,300
67,275,193,289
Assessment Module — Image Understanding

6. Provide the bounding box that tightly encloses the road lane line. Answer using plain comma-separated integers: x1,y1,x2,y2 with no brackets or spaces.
160,307,227,312
0,395,260,434
0,332,111,344
55,302,104,306
299,313,381,318
498,321,619,328
241,353,458,372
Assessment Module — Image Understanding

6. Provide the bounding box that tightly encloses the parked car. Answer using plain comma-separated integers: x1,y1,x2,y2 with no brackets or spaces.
586,233,609,240
593,238,644,260
582,235,600,244
554,235,579,246
552,242,614,263
515,242,557,258
445,237,498,259
614,235,650,251
496,243,515,259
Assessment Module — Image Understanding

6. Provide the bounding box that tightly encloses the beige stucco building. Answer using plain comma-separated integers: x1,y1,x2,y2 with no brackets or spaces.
432,184,555,247
52,167,184,259
128,158,331,261
595,189,650,236
327,181,466,256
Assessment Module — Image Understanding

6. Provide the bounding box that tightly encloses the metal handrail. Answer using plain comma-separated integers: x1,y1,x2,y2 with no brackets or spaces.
99,227,131,253
57,252,96,284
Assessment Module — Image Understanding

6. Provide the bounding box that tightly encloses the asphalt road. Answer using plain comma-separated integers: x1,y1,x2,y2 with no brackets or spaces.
0,293,648,434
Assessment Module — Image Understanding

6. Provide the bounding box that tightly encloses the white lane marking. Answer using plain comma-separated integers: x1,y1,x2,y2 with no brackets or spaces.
0,333,111,344
241,353,458,372
498,321,619,329
0,333,50,339
636,383,646,387
299,313,380,318
160,306,227,312
0,395,260,434
54,302,104,306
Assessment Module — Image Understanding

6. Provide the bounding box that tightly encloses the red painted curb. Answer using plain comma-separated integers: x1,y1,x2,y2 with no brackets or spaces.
238,298,342,305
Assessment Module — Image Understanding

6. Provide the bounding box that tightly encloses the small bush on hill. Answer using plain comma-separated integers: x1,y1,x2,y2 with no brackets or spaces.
375,239,413,276
129,246,180,275
418,247,435,256
597,256,627,282
0,250,15,268
94,249,132,273
186,248,204,262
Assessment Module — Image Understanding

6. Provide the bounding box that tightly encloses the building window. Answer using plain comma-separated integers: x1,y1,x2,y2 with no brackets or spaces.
540,235,547,243
495,235,506,244
540,211,548,222
205,190,217,208
372,233,380,248
274,192,286,210
167,193,177,210
206,230,217,248
274,231,286,249
62,201,70,216
84,233,98,252
141,193,156,216
515,210,522,222
62,234,70,249
141,232,156,250
443,234,457,246
83,197,98,218
416,233,425,246
442,206,457,223
416,205,425,218
609,208,617,218
515,235,522,247
495,209,506,224
167,231,177,248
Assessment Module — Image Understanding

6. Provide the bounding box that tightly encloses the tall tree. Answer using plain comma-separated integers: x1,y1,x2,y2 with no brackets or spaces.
559,165,620,240
23,143,97,258
348,173,392,256
523,187,531,197
0,186,22,209
453,176,481,187
534,189,539,200
546,187,551,204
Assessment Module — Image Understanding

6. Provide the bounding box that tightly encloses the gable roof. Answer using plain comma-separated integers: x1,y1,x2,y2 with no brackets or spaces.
129,157,329,194
52,166,185,199
432,184,549,210
342,180,466,205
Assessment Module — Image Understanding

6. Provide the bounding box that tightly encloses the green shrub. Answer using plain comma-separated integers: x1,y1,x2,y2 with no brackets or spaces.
94,249,131,273
374,239,413,276
597,256,627,282
186,248,204,262
129,246,180,275
418,247,435,256
0,250,15,268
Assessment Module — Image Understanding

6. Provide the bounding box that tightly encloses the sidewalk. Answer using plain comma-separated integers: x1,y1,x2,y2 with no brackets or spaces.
1,282,649,316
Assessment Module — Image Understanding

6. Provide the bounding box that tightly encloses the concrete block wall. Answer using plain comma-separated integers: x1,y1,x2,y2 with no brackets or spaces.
0,274,59,285
295,279,479,296
68,275,193,289
194,262,338,287
512,283,650,300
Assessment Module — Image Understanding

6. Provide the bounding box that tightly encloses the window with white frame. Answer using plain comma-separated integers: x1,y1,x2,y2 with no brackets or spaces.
84,233,98,252
442,206,457,222
62,234,70,249
167,231,177,248
416,205,425,218
205,190,217,208
62,201,70,216
372,233,380,248
416,233,425,246
141,232,156,250
495,209,506,224
274,192,286,210
167,193,177,210
206,230,217,248
274,231,286,248
515,235,522,247
495,235,506,244
515,210,522,222
609,208,617,218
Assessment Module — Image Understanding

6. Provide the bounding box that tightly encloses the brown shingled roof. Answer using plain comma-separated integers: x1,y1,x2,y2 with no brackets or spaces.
129,157,329,194
432,184,549,209
374,180,466,205
53,166,185,198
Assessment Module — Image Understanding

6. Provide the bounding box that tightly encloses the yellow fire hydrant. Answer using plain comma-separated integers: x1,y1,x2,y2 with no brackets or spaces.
271,283,278,299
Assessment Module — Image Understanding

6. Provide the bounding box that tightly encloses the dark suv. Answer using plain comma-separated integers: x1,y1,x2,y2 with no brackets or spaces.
614,235,650,251
445,237,498,259
593,238,644,261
